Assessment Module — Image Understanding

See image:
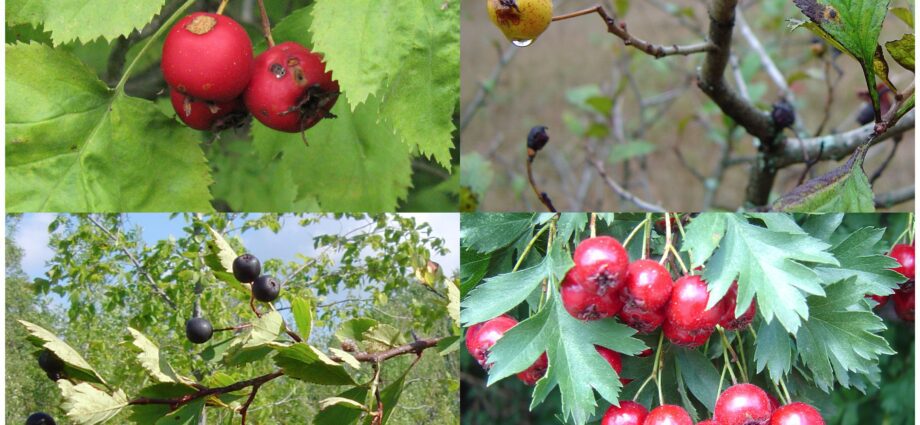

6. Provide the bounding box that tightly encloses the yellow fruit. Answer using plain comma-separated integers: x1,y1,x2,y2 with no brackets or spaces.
487,0,553,45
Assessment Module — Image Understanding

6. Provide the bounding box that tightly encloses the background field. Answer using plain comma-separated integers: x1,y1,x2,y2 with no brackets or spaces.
460,0,914,211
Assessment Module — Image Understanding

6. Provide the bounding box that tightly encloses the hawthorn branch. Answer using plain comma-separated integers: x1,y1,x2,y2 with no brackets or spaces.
330,337,444,363
86,215,177,309
552,5,716,58
586,144,665,212
774,110,914,168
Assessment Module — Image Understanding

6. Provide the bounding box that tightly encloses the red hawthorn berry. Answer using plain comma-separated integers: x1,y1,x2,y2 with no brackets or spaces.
714,383,773,425
465,315,518,368
718,283,757,331
892,281,915,322
562,269,623,320
638,348,653,357
643,405,692,425
516,353,548,385
769,402,825,425
601,400,648,425
698,421,719,425
622,259,673,311
169,88,246,131
619,304,665,334
573,236,629,296
161,12,253,102
244,41,340,133
666,275,726,330
596,346,629,385
889,244,915,280
663,320,712,348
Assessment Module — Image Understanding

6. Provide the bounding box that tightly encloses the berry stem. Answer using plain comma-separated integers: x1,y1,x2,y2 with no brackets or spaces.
659,213,672,265
213,323,252,333
622,217,649,249
216,0,229,15
736,332,749,382
526,151,557,212
116,0,195,93
257,0,275,47
633,332,665,402
589,213,597,238
719,329,738,384
513,220,554,273
641,213,652,260
719,328,746,381
772,380,789,405
550,5,716,58
668,245,689,275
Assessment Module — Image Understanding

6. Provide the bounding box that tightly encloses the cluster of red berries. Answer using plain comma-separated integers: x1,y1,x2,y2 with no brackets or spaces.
561,236,755,348
601,384,824,425
161,12,339,133
871,244,915,322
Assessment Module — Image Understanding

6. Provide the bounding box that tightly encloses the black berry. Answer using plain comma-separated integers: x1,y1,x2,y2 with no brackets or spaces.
252,275,281,302
38,350,64,376
527,126,549,152
232,253,261,283
771,99,795,130
26,412,56,425
185,317,213,344
856,103,875,125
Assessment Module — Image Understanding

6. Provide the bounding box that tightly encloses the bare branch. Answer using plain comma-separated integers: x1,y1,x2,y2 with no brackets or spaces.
586,144,665,212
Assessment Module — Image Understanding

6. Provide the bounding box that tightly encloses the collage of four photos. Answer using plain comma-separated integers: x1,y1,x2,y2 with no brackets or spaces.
3,0,917,424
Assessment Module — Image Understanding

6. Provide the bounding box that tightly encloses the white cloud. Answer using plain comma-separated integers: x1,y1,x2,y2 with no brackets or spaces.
16,214,56,278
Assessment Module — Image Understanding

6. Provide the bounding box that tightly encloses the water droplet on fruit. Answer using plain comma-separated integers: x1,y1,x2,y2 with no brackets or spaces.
270,63,286,79
512,39,533,47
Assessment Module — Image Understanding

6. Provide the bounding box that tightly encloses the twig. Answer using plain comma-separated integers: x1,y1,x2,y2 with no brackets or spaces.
460,46,518,133
796,141,824,186
552,5,716,58
526,144,558,212
870,137,902,184
328,337,444,363
585,144,665,212
86,215,177,309
256,0,274,47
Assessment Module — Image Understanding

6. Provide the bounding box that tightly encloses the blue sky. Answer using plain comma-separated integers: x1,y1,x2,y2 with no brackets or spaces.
15,214,459,280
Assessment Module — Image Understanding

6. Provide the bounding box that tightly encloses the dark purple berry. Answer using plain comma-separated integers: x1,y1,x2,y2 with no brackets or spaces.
527,125,549,152
232,253,261,283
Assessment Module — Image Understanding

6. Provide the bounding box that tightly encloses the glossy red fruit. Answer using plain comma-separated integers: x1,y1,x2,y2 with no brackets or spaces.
663,320,712,348
719,283,757,331
714,383,773,425
889,244,915,279
601,400,648,425
245,41,340,133
769,402,825,425
622,259,673,311
562,270,623,320
162,12,253,101
638,348,653,357
892,281,914,322
697,421,718,425
596,346,630,384
169,89,246,131
516,353,548,385
643,405,692,425
619,304,665,334
465,315,517,368
573,236,629,296
666,275,725,330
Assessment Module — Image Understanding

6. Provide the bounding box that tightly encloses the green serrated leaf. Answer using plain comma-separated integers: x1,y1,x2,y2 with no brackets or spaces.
126,328,193,385
885,34,915,72
6,43,213,212
335,318,379,344
795,277,895,391
460,238,573,325
274,343,355,385
251,95,412,212
675,348,721,411
772,153,875,212
20,320,107,385
292,297,314,340
460,213,534,253
754,318,793,382
8,0,166,45
813,227,906,296
681,213,727,268
315,386,369,425
223,311,283,366
488,292,646,424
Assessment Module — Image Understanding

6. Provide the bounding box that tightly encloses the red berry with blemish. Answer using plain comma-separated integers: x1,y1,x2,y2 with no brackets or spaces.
516,353,548,385
663,320,712,348
619,304,665,334
719,283,757,330
162,12,253,102
465,315,518,368
561,269,623,320
769,402,825,425
666,275,725,331
892,281,914,322
643,405,692,425
573,236,629,296
714,383,773,425
244,41,340,133
169,89,246,131
601,400,648,425
622,259,673,311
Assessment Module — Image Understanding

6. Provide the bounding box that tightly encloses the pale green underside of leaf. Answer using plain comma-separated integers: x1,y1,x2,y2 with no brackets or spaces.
6,43,213,212
58,381,128,425
251,95,412,212
127,328,193,385
20,319,106,385
7,0,166,45
776,165,875,213
274,343,356,385
311,0,458,168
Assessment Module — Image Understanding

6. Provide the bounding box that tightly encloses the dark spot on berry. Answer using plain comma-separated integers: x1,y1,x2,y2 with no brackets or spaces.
270,63,286,79
260,108,269,116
